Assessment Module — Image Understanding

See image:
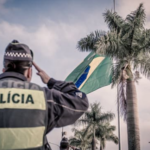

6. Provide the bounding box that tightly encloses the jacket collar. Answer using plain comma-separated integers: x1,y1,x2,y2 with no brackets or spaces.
0,72,27,81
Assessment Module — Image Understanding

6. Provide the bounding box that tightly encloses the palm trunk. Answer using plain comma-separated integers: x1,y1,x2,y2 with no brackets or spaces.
99,142,103,150
92,128,96,150
99,139,102,150
92,138,96,150
126,80,140,150
100,145,103,150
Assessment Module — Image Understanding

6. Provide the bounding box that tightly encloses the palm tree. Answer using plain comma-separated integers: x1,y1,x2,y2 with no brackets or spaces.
76,103,115,150
77,3,150,150
95,123,118,150
69,128,92,150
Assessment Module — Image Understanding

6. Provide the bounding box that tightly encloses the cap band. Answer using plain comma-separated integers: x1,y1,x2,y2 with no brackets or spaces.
5,52,32,58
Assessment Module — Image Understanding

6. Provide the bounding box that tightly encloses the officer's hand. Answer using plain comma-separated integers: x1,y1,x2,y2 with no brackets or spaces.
33,62,50,84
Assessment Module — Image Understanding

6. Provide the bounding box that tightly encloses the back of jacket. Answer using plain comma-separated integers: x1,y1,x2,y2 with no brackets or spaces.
0,78,47,150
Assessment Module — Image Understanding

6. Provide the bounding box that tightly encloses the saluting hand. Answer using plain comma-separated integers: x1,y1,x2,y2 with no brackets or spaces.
33,62,50,84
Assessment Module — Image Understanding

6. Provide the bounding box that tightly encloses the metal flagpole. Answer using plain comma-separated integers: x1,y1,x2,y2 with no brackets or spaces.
113,0,115,12
62,127,63,138
117,86,121,150
113,0,121,150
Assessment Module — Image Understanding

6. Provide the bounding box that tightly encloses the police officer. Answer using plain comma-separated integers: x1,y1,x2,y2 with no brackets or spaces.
0,40,89,150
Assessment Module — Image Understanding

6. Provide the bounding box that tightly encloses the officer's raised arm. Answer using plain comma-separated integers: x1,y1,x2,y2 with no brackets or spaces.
33,62,89,132
33,62,50,84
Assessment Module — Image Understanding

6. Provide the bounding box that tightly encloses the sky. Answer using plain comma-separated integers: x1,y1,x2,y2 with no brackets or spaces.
0,0,150,150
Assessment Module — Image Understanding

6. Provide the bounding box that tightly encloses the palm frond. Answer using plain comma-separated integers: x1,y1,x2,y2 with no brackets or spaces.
133,53,150,78
132,29,150,55
103,10,124,32
90,102,101,114
111,63,121,87
75,118,90,126
95,122,118,148
74,129,83,138
70,127,93,149
105,134,119,144
126,3,145,30
133,71,141,83
69,138,82,147
72,128,79,133
105,124,116,132
117,79,127,120
96,30,130,59
96,112,115,123
82,124,92,138
77,30,105,52
125,3,146,55
86,131,93,141
111,60,129,87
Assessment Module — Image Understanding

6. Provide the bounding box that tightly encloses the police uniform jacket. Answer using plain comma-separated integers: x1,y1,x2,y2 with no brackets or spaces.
0,71,89,150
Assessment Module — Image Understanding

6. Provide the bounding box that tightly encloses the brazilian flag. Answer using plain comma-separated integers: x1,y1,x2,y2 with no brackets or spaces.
65,52,112,94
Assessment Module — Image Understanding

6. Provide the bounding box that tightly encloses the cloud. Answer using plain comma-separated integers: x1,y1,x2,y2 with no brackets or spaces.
0,21,59,57
0,0,8,14
117,0,150,16
0,19,91,58
117,0,150,28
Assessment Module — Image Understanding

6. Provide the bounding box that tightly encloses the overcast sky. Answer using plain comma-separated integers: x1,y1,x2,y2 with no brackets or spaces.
0,0,150,150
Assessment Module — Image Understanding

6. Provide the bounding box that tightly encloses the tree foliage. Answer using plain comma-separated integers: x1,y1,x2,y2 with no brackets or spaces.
77,3,150,119
95,123,118,150
70,103,117,150
69,128,92,150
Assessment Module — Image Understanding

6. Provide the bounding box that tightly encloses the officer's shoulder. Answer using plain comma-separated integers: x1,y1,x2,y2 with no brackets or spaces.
74,90,87,99
25,81,43,91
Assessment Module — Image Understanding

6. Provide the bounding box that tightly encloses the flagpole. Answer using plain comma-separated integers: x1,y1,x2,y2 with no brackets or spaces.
62,127,63,138
113,0,115,12
113,1,121,150
117,86,121,150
